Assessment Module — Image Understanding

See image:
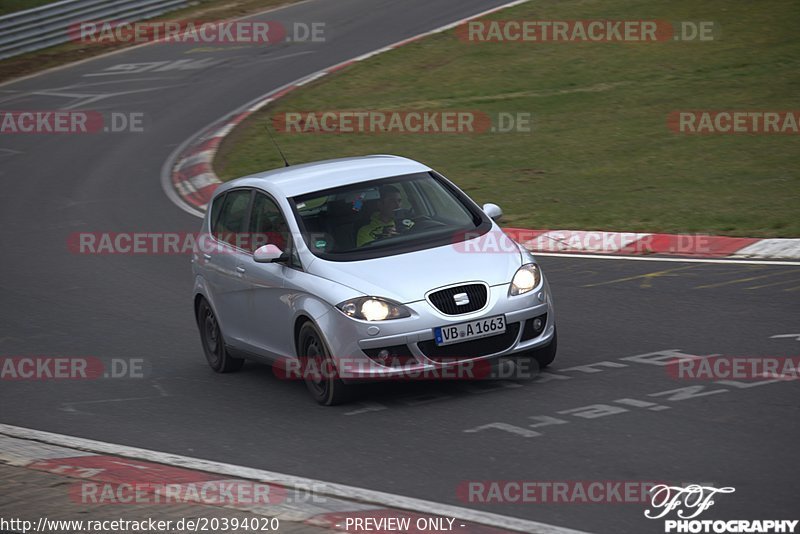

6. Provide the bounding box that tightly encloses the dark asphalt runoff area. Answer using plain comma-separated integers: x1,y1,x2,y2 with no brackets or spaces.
0,1,798,533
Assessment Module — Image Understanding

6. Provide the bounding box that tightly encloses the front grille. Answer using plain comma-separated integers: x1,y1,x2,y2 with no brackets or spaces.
427,283,488,315
418,323,520,362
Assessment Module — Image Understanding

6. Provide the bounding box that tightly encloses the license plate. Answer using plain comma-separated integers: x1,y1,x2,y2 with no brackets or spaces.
434,315,506,346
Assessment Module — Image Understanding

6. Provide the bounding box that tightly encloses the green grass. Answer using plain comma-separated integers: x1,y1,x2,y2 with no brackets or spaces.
215,0,800,237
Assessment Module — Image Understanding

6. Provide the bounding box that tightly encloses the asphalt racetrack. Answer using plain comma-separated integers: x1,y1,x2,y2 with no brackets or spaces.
0,1,798,533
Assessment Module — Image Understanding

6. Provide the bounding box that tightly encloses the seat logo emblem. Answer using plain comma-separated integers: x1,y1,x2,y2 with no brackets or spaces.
453,292,470,306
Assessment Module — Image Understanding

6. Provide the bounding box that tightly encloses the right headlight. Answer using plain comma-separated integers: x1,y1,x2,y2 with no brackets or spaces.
336,297,412,321
509,263,541,296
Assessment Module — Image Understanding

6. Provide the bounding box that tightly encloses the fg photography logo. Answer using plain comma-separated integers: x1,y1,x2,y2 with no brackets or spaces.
645,484,798,533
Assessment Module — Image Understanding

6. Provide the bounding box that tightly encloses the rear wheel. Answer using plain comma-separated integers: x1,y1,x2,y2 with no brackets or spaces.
298,322,355,405
197,299,244,373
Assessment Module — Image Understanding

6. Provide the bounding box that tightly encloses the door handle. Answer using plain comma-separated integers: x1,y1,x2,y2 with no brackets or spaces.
236,266,246,274
203,254,211,261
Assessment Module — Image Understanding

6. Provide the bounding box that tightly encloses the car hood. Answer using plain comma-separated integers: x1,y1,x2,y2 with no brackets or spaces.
307,234,524,304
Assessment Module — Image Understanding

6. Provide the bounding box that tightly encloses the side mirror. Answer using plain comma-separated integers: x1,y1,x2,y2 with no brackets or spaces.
482,203,503,221
253,244,284,263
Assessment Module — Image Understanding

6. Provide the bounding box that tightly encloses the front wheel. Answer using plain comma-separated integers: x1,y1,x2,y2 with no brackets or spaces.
298,322,356,405
533,326,557,368
197,299,244,373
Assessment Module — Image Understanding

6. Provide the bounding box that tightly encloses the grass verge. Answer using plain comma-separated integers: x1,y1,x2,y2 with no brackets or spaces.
214,0,799,237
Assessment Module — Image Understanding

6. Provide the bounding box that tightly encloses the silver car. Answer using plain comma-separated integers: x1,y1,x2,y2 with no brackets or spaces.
192,155,556,405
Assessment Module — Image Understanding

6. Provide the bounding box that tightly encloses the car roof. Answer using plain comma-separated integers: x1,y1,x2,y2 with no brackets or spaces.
215,155,431,198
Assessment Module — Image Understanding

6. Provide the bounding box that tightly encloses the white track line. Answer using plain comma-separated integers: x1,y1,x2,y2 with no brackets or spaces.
532,252,800,266
0,423,594,534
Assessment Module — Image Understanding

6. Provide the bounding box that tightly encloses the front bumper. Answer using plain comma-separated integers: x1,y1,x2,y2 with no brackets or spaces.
314,278,556,383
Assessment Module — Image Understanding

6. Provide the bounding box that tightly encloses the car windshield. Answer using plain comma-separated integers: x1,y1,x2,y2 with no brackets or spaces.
291,172,488,260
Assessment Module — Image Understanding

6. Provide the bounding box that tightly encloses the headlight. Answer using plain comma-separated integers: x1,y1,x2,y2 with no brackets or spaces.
337,297,411,321
509,263,541,296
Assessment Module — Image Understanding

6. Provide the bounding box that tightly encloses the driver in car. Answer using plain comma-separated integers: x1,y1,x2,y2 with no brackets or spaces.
356,185,403,247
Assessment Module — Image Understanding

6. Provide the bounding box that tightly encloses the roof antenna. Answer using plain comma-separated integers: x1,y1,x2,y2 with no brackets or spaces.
266,122,290,167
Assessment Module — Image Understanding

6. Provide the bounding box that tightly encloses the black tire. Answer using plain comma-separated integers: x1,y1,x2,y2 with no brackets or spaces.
297,322,355,405
533,326,558,368
197,298,244,373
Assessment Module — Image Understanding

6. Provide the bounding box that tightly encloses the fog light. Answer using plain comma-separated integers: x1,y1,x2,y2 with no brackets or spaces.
532,317,543,333
521,314,548,341
364,345,416,367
